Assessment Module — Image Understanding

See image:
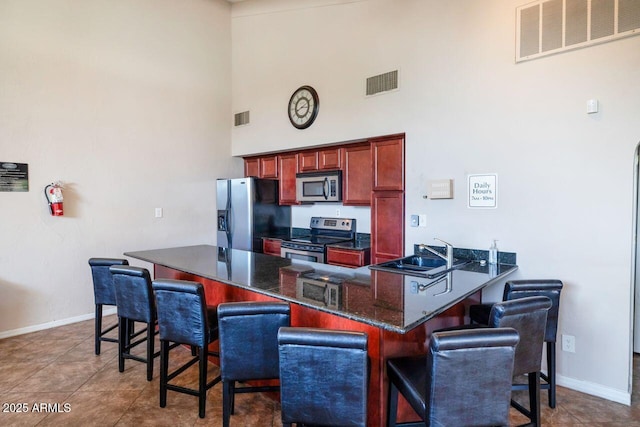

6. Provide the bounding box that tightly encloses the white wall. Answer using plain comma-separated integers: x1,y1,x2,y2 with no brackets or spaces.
231,0,640,403
0,0,239,335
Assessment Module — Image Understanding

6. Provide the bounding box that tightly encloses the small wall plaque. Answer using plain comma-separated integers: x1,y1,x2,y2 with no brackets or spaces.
468,174,497,208
0,162,29,192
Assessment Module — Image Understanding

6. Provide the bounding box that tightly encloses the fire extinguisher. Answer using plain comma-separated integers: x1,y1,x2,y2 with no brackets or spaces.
44,181,64,216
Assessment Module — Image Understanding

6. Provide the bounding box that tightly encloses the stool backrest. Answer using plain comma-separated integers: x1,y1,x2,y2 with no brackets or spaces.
89,258,129,305
109,266,155,323
489,296,551,376
218,301,290,381
152,279,209,348
278,327,368,427
426,328,519,427
503,280,563,342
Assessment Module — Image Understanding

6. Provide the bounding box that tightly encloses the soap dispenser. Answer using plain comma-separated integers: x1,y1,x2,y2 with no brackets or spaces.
488,240,498,265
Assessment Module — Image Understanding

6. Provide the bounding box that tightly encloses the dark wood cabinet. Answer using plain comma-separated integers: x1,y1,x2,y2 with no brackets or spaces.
371,135,405,263
244,155,278,178
343,143,371,206
371,190,404,264
263,238,282,257
318,148,341,170
372,135,404,191
260,155,278,178
278,153,298,205
326,246,371,268
243,133,405,265
244,157,260,177
298,151,319,172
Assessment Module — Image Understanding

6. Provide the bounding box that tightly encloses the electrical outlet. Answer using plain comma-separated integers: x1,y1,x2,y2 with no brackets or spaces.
562,334,575,353
155,207,163,218
336,209,340,217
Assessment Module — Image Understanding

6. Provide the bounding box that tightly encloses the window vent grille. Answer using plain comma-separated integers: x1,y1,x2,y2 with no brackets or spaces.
234,111,250,127
516,0,640,62
366,70,399,96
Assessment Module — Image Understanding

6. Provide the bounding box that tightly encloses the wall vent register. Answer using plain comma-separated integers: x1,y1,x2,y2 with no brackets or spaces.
234,111,250,126
366,70,399,96
516,0,640,62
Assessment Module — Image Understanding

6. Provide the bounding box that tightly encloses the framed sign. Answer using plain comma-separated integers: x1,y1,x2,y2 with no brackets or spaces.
0,162,29,192
468,174,497,208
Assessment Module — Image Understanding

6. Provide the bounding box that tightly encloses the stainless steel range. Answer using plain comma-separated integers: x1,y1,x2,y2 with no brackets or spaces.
280,217,356,264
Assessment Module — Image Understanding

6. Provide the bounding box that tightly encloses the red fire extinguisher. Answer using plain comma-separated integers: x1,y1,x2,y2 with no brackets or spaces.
44,182,64,216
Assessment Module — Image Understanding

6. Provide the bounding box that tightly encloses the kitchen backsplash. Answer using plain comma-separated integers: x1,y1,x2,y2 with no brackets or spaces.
291,204,371,233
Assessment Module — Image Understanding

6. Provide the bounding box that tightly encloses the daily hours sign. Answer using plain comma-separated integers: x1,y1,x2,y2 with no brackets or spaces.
468,174,497,208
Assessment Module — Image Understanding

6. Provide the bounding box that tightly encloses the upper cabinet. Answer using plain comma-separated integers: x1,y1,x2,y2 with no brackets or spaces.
343,143,371,206
372,135,404,191
298,147,342,172
244,157,260,177
298,151,318,172
318,147,341,170
278,153,299,205
260,156,278,178
244,155,278,179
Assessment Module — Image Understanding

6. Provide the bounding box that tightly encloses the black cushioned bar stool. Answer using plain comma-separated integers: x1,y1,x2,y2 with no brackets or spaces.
278,327,369,427
110,265,160,381
88,257,129,355
469,279,563,407
152,279,220,419
387,328,520,427
444,296,551,426
217,301,290,427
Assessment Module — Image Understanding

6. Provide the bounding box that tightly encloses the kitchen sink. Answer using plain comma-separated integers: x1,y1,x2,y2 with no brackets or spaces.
368,255,469,277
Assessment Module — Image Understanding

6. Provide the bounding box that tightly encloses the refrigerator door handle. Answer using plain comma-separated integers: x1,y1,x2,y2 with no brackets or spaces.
226,184,232,247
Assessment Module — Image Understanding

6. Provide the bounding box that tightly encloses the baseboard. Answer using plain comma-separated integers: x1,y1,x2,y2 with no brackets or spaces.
0,307,117,340
557,373,631,406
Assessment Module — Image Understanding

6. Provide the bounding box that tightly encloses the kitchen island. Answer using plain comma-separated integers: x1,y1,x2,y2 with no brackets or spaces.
125,245,517,426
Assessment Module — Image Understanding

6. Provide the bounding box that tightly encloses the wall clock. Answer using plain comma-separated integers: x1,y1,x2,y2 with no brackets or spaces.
288,85,319,129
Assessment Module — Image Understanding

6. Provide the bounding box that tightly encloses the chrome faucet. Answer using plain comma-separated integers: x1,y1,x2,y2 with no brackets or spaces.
419,238,454,269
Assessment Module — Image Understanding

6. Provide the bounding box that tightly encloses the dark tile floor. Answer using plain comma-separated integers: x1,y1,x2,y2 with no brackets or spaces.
0,315,638,426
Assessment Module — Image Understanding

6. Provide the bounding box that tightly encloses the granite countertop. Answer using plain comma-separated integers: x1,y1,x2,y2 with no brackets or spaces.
327,238,371,250
125,245,517,334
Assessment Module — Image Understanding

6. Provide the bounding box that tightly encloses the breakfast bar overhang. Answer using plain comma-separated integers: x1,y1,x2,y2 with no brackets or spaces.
125,245,517,426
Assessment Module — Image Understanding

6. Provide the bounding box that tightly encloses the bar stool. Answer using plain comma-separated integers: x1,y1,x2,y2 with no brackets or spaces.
88,257,129,355
109,265,159,381
278,327,369,427
387,328,520,427
469,279,563,407
152,279,221,419
217,301,290,427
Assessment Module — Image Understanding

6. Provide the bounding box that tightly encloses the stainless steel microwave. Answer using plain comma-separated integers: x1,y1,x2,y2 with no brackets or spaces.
296,171,342,203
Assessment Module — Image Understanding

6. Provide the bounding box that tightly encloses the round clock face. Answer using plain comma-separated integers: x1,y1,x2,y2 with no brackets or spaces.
288,85,319,129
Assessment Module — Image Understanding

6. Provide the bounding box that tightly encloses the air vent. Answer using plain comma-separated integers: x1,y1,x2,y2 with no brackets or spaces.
366,70,399,96
516,0,640,62
234,111,250,127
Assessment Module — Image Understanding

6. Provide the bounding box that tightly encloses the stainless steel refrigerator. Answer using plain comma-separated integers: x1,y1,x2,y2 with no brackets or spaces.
216,177,291,252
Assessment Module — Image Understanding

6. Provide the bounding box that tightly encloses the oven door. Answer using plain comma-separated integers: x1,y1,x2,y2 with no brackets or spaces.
281,246,325,264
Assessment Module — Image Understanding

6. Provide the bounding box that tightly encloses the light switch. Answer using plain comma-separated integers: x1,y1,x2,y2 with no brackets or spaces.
155,207,163,218
419,214,427,227
587,99,599,114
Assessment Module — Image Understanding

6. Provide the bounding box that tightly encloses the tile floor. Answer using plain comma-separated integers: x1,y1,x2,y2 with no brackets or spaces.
0,315,638,426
